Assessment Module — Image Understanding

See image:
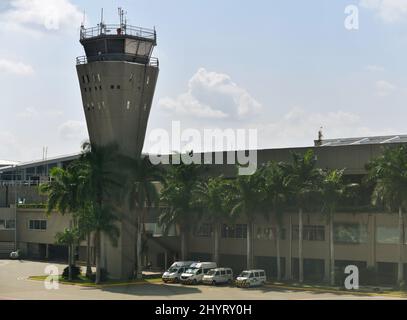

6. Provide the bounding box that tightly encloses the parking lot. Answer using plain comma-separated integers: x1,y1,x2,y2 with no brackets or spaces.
0,260,404,300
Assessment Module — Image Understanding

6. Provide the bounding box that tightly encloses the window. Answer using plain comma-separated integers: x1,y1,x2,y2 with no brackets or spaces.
29,219,47,231
256,225,286,240
97,74,101,82
194,223,213,238
144,103,148,111
94,86,98,91
117,85,121,89
0,220,15,230
377,226,399,244
227,270,232,275
84,87,87,92
86,75,90,83
81,75,86,84
110,85,115,89
260,271,265,277
221,224,247,239
126,101,131,110
292,225,325,241
334,223,367,244
146,76,150,85
6,220,15,229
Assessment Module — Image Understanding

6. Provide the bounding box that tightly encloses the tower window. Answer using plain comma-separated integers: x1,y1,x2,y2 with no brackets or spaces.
126,101,131,110
144,103,147,111
146,76,150,85
84,88,87,92
97,102,101,110
95,86,98,91
117,85,121,89
129,73,133,82
102,101,105,108
92,74,96,82
89,87,92,92
97,74,101,82
86,75,90,83
82,76,86,84
110,85,114,89
99,85,102,90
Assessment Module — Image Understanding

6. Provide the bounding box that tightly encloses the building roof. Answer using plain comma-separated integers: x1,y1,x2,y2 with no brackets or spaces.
316,135,407,147
0,160,20,168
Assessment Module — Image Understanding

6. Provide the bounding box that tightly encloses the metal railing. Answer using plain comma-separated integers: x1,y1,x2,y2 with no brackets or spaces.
76,54,159,67
80,24,156,41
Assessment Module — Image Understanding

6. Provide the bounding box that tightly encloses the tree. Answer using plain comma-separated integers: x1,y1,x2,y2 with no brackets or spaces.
159,161,202,260
55,228,80,281
39,166,83,281
79,142,125,284
229,170,264,270
319,169,358,285
193,176,233,265
261,161,291,281
127,156,162,279
367,146,407,287
285,150,321,283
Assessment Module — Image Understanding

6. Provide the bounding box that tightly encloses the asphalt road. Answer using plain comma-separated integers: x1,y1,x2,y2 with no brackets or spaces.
0,260,403,300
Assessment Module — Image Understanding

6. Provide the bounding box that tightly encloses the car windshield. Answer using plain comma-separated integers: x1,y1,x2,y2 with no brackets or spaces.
168,268,178,273
207,270,216,276
186,268,199,274
240,271,251,278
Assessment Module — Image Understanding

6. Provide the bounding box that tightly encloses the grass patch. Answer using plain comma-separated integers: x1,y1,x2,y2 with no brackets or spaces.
28,274,162,287
267,281,407,297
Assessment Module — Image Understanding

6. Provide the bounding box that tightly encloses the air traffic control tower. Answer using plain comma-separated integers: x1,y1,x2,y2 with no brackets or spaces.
76,9,159,279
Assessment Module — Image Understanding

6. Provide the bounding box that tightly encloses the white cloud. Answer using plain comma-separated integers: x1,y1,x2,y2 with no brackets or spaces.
58,120,87,140
159,68,262,119
0,0,83,34
360,0,407,23
376,80,396,96
0,58,34,75
0,131,22,160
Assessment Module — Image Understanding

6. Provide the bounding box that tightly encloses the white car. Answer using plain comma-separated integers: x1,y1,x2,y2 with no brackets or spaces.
202,268,234,285
235,270,267,288
180,262,217,285
162,261,195,283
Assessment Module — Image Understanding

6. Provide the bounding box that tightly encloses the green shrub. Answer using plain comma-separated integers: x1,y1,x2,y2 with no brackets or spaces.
62,265,81,280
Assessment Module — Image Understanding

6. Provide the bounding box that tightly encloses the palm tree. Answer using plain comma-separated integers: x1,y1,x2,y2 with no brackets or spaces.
229,170,264,270
159,160,202,260
285,150,321,283
367,146,407,287
127,156,162,279
319,169,358,285
55,228,80,280
39,165,83,280
261,161,290,281
193,176,233,265
79,142,126,284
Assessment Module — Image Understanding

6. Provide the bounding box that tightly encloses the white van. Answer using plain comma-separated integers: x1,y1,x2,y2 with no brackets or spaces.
180,262,217,285
235,270,267,287
162,261,195,283
202,268,234,285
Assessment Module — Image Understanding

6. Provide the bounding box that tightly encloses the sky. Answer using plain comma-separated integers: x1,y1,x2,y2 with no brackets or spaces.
1,0,407,162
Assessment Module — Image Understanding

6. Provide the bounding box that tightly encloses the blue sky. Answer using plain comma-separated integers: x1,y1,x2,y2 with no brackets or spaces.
1,0,407,161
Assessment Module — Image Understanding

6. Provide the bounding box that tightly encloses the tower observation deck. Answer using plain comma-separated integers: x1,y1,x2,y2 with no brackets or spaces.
75,9,160,279
76,9,159,159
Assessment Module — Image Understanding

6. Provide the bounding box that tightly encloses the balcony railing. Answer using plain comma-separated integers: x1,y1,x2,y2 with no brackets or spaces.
80,24,156,41
76,54,159,67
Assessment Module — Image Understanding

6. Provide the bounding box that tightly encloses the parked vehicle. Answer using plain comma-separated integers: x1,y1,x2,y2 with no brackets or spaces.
235,270,267,288
202,268,234,285
162,261,196,283
180,262,217,285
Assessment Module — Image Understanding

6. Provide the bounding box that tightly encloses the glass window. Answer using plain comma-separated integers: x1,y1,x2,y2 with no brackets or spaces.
40,221,47,230
377,226,399,244
194,224,213,238
215,271,220,276
334,223,367,244
0,220,5,230
6,220,15,229
222,224,247,239
292,225,325,241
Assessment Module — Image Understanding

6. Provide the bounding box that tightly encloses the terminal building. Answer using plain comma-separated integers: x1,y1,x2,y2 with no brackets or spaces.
1,135,407,284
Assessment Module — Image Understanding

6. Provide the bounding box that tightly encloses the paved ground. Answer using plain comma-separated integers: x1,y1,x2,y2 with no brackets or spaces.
0,260,404,300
